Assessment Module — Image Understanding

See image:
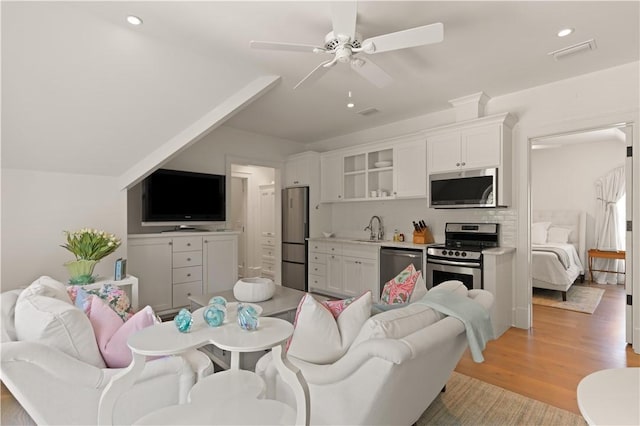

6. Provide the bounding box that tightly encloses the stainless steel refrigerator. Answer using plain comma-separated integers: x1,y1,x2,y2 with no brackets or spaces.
282,186,309,292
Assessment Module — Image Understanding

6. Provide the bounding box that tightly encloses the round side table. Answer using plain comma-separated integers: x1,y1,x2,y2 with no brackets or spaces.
577,367,639,425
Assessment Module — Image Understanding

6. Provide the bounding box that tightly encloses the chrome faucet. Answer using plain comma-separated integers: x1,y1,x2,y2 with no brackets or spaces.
364,215,384,241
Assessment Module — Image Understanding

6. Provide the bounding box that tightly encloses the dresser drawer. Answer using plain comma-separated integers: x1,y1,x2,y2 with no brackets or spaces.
173,281,203,308
308,262,326,276
173,265,203,284
262,236,276,247
262,259,275,273
173,251,202,268
308,252,326,264
325,242,342,255
308,274,326,290
261,246,276,260
308,241,326,252
172,237,202,252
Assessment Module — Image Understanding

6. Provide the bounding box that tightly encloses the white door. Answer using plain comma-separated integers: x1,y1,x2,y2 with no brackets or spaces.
230,176,247,278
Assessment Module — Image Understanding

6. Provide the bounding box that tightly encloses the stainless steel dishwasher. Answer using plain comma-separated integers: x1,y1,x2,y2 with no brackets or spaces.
379,247,425,296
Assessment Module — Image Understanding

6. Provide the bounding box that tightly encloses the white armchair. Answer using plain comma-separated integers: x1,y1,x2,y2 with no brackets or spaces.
1,284,213,425
256,282,494,426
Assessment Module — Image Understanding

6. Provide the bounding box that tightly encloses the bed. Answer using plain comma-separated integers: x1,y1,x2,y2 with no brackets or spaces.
531,210,586,301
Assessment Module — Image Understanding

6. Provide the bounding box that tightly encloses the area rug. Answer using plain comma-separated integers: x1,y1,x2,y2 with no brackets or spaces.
418,372,586,425
532,285,604,314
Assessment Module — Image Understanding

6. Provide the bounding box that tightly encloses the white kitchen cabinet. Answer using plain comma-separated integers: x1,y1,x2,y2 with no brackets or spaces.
325,253,344,295
393,136,427,198
203,234,238,294
320,152,343,202
285,151,319,187
128,237,173,312
426,113,516,206
426,113,515,174
259,184,276,237
307,240,379,302
128,232,239,314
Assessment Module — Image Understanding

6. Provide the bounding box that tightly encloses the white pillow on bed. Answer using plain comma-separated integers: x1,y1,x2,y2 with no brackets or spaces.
547,226,572,244
531,222,551,244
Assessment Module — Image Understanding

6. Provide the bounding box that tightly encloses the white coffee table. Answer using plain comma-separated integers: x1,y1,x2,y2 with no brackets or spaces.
577,367,640,425
98,314,309,425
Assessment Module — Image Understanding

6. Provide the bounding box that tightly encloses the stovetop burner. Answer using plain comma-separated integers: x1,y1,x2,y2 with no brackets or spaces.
426,222,500,262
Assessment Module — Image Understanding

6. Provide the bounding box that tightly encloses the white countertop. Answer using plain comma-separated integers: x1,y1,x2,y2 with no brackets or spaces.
129,230,241,238
307,237,433,250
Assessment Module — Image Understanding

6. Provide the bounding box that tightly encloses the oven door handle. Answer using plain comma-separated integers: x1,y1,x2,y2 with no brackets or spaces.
427,258,481,268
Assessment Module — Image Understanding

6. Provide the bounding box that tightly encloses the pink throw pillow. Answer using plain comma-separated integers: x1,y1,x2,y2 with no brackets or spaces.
88,296,159,368
380,263,421,305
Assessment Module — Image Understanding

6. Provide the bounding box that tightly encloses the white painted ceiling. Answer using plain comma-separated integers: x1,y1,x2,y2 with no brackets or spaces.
2,1,639,177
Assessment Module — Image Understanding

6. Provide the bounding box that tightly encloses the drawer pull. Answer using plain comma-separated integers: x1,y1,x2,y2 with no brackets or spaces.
187,258,191,261
187,273,191,277
187,292,191,296
187,243,191,246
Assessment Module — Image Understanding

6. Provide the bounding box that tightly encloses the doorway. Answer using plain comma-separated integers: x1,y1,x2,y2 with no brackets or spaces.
229,159,281,283
529,123,632,342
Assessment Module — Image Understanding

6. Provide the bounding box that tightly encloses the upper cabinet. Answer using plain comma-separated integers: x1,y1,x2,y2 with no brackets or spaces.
284,151,320,187
427,113,516,174
320,134,427,203
426,112,517,207
320,152,344,202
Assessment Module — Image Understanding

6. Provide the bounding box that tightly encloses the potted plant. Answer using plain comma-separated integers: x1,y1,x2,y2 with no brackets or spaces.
61,228,121,284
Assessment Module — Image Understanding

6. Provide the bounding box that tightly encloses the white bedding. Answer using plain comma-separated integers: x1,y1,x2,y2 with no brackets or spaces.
532,242,584,290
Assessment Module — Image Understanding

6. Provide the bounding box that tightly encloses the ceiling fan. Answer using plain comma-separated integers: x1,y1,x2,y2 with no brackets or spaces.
250,2,444,90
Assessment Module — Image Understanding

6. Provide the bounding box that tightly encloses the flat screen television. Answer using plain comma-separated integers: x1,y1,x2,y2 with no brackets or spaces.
142,169,226,225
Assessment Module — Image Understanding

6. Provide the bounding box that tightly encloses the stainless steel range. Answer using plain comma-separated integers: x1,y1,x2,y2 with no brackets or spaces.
425,223,499,290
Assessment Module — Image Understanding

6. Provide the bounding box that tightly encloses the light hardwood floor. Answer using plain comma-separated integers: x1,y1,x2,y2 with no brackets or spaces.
456,282,640,415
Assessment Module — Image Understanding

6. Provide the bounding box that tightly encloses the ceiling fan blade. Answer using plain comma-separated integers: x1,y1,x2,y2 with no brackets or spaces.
362,22,444,54
331,1,357,41
250,40,322,53
351,57,393,88
293,60,334,90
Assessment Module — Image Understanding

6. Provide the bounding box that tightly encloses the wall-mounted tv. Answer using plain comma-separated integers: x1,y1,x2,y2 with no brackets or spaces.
142,169,226,225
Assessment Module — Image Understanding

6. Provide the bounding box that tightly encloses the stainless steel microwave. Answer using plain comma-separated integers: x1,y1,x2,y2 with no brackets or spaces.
429,168,497,208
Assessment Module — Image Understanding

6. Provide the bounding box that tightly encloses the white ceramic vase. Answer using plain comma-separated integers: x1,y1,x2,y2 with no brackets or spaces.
233,277,275,302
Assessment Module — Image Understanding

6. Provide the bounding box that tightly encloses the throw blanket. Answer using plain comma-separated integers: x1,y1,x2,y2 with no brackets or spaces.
532,245,571,269
415,290,494,362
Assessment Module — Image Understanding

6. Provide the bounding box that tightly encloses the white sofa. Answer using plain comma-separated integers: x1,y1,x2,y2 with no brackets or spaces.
1,277,213,425
256,281,494,426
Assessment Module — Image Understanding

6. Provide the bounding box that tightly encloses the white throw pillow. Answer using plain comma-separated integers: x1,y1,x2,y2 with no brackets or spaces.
15,277,106,367
547,226,572,244
287,291,372,364
531,222,552,244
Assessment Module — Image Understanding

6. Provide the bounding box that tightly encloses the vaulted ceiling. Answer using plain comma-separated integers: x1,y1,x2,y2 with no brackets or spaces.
2,1,639,178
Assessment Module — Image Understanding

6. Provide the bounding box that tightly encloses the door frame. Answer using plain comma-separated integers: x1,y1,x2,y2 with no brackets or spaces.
226,155,284,284
522,119,638,353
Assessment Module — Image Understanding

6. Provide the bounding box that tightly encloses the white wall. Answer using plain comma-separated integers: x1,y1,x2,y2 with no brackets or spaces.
127,125,304,234
1,169,127,290
532,139,626,255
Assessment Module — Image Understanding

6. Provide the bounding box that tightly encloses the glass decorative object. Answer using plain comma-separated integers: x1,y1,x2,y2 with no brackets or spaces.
237,303,259,331
203,303,226,327
208,296,227,307
173,308,193,333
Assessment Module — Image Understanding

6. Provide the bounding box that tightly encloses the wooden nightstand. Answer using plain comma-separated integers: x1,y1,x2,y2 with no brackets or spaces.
587,249,625,283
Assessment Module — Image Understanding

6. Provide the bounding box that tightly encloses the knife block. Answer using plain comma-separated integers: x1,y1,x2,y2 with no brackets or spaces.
412,227,435,245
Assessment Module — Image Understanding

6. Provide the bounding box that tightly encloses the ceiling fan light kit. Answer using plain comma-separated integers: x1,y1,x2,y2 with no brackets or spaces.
250,1,444,89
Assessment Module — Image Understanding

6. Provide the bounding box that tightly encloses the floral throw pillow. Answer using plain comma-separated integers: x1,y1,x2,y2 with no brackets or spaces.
67,284,134,321
380,263,421,305
322,296,356,319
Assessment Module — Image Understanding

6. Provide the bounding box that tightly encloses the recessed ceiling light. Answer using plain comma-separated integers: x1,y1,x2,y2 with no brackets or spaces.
347,103,355,108
126,15,143,26
557,28,573,37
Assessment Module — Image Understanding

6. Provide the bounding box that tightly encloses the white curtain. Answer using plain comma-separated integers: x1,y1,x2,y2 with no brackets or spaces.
594,166,626,284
